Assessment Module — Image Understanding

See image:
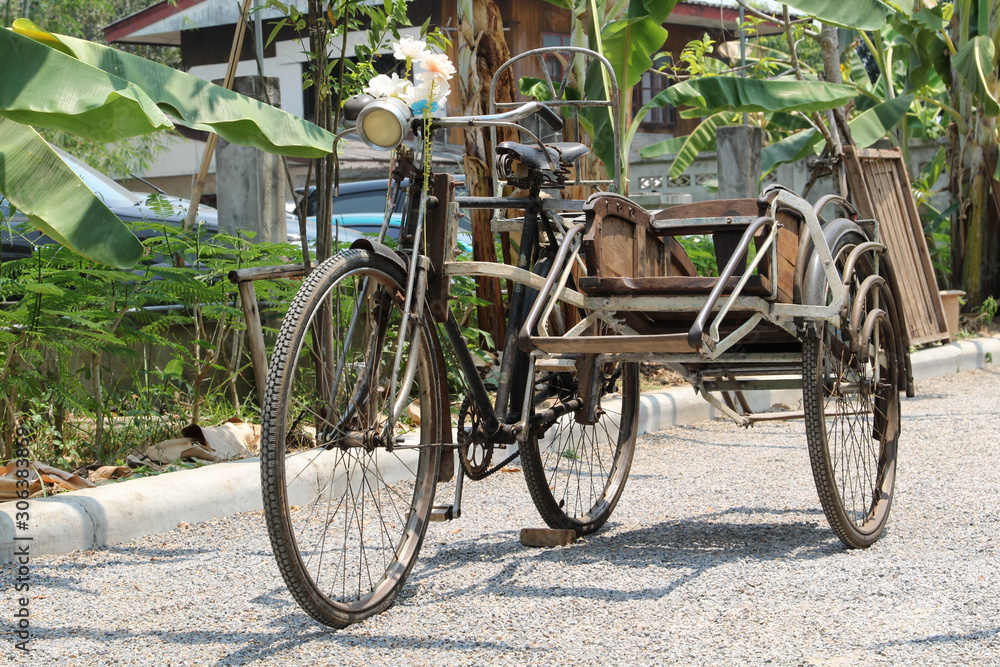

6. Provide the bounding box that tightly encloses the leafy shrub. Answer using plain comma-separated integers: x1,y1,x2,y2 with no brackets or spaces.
0,217,300,466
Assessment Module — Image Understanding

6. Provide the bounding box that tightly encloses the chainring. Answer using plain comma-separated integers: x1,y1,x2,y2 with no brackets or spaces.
457,396,494,480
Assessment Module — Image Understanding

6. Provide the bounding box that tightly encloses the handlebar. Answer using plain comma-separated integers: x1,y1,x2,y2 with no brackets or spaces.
345,98,565,171
428,101,562,132
536,104,564,132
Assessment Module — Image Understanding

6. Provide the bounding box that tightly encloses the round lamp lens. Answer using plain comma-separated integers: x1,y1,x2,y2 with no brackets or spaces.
361,108,403,149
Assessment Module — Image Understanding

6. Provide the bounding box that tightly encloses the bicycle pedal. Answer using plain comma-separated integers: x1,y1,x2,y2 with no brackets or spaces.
430,504,459,522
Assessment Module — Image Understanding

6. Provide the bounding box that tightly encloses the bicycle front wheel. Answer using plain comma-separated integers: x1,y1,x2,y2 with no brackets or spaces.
261,249,441,627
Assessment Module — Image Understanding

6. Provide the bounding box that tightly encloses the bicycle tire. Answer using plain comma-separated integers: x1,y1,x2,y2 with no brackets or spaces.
801,223,900,548
260,249,441,627
520,359,640,536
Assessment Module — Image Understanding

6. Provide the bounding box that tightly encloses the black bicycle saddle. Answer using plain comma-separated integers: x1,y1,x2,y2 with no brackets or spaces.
496,141,589,171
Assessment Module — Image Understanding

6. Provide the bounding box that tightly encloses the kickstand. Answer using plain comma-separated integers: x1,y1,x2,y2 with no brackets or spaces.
431,455,464,522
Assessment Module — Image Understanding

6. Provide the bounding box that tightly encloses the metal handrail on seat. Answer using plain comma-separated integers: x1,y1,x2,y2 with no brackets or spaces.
687,216,779,353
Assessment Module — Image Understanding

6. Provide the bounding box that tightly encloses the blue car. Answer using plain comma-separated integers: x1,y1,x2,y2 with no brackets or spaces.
295,176,472,246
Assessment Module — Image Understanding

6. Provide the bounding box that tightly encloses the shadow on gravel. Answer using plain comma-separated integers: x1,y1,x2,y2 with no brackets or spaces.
871,626,1000,651
643,431,801,451
215,625,519,665
31,544,275,599
414,505,837,604
27,591,520,664
24,619,521,665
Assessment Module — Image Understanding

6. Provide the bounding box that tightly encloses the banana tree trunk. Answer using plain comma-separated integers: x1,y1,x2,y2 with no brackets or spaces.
457,0,516,349
960,121,998,305
949,6,1000,305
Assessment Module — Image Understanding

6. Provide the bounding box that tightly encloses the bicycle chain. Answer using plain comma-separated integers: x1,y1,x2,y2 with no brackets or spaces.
475,447,522,480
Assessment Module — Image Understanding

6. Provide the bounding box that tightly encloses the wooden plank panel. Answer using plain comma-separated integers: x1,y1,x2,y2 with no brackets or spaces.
774,226,798,303
868,159,933,337
890,156,948,331
875,158,937,339
529,333,696,354
850,147,936,340
877,163,937,340
601,218,634,279
654,198,759,220
641,228,664,278
577,274,772,296
844,146,949,345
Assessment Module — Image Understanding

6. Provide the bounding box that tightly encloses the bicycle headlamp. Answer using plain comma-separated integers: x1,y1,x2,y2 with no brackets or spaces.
356,96,411,151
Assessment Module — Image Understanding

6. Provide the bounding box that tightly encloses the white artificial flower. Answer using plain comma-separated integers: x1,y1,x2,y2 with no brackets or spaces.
432,78,451,104
406,78,450,113
393,36,430,62
364,73,412,99
415,51,456,84
403,79,430,105
364,74,395,98
395,79,414,100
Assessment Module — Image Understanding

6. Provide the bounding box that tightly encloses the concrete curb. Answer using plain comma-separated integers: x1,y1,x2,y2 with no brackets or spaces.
908,334,1000,380
4,334,998,561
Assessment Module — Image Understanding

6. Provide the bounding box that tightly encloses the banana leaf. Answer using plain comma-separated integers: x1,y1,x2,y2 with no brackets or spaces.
913,6,949,31
953,36,999,117
626,0,676,23
0,28,172,142
781,0,892,31
519,77,554,102
669,113,725,179
582,58,618,180
761,129,822,175
760,95,914,175
14,21,335,157
849,93,913,147
664,77,858,115
0,119,144,268
624,86,671,162
638,135,687,159
600,17,668,91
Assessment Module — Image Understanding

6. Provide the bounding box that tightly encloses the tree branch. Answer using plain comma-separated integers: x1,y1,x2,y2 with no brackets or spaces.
733,0,817,38
782,6,835,149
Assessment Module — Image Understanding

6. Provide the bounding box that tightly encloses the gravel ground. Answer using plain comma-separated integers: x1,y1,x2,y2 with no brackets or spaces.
5,369,1000,665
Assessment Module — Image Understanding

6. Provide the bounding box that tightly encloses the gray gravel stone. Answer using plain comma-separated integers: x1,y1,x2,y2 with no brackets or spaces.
4,369,999,665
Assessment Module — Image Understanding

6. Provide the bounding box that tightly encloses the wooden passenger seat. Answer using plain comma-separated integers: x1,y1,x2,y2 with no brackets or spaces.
528,192,803,354
578,193,800,304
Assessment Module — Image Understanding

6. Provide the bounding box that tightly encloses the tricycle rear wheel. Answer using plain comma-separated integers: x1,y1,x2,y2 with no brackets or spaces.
520,360,639,536
801,224,900,548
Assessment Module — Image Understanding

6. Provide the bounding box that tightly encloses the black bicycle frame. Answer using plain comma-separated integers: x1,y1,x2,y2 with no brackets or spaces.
421,190,550,445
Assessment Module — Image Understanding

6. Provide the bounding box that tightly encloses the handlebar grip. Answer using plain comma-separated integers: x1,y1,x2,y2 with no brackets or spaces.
536,104,564,132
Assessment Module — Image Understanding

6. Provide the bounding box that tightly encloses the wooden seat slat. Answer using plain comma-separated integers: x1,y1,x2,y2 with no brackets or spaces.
529,333,696,355
577,273,772,297
651,215,759,235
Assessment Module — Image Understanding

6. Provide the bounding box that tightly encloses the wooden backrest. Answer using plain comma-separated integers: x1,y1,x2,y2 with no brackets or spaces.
652,197,800,304
582,193,696,280
843,145,949,345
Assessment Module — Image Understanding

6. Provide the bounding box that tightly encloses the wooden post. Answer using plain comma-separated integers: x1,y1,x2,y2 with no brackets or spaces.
183,0,253,233
228,263,308,406
237,281,269,402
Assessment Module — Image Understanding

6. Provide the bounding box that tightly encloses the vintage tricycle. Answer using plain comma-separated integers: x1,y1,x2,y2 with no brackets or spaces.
258,47,910,628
